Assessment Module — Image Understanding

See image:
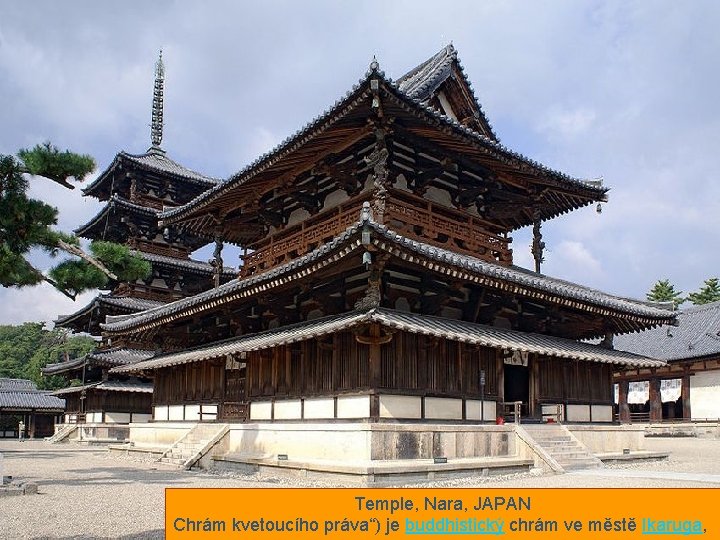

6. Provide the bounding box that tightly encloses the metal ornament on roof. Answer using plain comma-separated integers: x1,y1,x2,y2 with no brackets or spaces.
151,50,165,148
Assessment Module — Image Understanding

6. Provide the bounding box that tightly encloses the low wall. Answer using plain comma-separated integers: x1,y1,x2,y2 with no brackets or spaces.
224,423,515,461
567,425,645,453
128,422,193,447
73,423,130,443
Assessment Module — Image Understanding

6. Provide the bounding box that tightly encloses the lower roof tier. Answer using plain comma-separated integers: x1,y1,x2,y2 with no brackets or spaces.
111,307,664,376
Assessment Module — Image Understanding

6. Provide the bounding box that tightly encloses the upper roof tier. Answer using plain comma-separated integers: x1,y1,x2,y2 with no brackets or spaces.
159,49,607,241
396,44,497,140
82,147,220,202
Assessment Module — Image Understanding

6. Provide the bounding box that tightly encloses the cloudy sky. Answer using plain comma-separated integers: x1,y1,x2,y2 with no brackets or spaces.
1,1,718,325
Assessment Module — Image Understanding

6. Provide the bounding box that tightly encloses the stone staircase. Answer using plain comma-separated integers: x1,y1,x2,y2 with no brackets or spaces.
47,424,77,444
158,423,229,470
522,424,604,472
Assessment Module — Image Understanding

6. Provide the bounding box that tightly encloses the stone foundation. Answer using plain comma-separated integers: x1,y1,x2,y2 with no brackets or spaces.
567,425,645,453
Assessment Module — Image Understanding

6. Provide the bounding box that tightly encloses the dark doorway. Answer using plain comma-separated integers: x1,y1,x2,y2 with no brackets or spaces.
504,363,529,413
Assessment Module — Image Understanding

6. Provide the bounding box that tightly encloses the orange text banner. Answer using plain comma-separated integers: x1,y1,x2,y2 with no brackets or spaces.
166,488,715,539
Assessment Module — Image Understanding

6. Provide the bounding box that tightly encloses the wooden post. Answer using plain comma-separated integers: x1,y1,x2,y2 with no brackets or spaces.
495,351,504,419
618,379,631,423
648,377,663,422
681,373,692,420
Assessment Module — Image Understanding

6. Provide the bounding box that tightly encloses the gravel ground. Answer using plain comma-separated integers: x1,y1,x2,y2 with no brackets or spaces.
0,437,719,539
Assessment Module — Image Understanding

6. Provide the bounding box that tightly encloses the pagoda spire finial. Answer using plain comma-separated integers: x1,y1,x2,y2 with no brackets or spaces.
151,50,165,149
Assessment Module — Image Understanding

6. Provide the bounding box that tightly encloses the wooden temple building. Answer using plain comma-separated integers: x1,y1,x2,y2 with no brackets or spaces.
0,378,65,439
613,300,720,422
44,53,234,428
103,45,675,444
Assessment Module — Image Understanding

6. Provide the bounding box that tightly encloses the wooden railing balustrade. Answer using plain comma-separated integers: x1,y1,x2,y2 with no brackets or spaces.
239,190,513,277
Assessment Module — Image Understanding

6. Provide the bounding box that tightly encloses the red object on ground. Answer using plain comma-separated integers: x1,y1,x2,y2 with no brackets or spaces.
495,417,505,425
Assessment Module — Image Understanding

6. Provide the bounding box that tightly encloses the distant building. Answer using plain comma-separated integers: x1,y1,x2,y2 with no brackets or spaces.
43,53,233,428
614,301,720,421
0,378,65,438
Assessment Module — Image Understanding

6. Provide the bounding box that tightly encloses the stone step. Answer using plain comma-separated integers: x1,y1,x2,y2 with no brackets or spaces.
560,459,603,471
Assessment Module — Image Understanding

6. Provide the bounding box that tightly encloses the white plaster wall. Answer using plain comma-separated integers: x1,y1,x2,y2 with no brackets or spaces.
105,412,130,424
424,397,463,420
303,398,334,419
690,371,720,420
466,400,496,421
379,395,422,419
591,405,613,422
566,404,591,422
154,406,169,421
132,413,152,423
336,395,370,418
541,404,565,421
323,189,349,208
425,186,454,208
185,405,201,421
250,402,272,420
274,400,302,420
168,405,185,421
287,208,310,227
392,173,411,192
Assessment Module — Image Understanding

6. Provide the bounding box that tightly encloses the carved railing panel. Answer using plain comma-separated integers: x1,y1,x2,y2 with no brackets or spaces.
240,195,371,277
385,190,512,265
239,191,512,278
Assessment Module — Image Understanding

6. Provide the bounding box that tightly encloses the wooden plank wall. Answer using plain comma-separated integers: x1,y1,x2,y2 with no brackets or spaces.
245,331,499,400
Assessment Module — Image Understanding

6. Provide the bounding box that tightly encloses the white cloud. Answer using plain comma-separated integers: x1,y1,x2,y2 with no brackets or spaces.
0,283,97,327
546,240,603,282
538,107,597,139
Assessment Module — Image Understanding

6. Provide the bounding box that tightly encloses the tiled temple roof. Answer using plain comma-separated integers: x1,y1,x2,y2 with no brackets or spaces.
0,378,36,391
54,294,165,328
83,147,220,197
74,194,156,238
0,379,65,411
42,347,154,375
111,307,664,375
52,380,153,395
102,209,674,335
136,251,236,276
613,301,720,361
396,44,497,140
159,58,606,229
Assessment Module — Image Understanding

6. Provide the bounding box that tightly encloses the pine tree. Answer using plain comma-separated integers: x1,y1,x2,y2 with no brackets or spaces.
0,143,150,298
646,279,684,309
687,278,720,306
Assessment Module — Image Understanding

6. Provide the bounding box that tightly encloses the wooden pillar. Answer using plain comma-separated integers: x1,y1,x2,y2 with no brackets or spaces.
618,380,630,423
648,377,663,421
495,351,504,419
368,324,382,421
681,374,692,420
529,354,540,418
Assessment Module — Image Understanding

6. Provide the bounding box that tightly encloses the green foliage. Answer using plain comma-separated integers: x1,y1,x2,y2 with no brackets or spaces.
687,278,720,306
91,240,151,282
0,323,95,390
646,279,684,309
18,142,95,188
0,143,150,298
48,259,108,297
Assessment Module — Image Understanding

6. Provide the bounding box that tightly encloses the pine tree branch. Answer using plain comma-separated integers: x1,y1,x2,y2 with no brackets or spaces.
57,239,117,281
28,264,76,301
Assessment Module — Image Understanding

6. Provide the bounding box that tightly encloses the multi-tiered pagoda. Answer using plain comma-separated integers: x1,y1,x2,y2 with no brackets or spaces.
44,54,234,427
104,47,674,468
